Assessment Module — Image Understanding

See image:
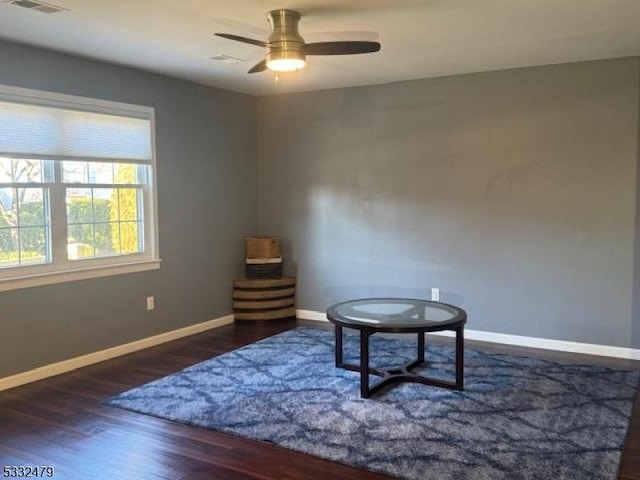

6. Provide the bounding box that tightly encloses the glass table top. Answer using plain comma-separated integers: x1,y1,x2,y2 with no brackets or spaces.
327,298,466,331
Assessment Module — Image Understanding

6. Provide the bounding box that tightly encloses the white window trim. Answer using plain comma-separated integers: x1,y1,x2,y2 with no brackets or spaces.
0,84,161,292
0,259,161,292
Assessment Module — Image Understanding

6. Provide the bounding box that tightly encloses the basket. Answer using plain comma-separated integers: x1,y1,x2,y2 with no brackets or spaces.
246,236,280,259
245,257,283,279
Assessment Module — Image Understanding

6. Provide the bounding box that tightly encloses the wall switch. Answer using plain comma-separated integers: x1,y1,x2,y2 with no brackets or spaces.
146,296,155,311
431,288,440,301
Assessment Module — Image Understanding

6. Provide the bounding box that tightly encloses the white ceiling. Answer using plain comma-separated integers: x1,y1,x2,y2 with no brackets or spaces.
0,0,639,96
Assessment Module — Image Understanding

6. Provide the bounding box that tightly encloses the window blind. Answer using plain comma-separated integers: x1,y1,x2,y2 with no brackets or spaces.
0,101,152,162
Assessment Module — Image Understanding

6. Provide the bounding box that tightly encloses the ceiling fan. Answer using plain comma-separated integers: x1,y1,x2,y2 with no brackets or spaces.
215,9,381,74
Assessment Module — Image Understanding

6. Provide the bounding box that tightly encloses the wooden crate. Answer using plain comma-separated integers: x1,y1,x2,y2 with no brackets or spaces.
245,236,280,259
233,277,296,322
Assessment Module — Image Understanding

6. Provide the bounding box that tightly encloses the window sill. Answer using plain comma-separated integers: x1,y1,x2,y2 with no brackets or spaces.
0,259,161,292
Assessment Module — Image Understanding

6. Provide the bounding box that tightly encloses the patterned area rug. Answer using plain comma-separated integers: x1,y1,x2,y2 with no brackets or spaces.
104,327,639,480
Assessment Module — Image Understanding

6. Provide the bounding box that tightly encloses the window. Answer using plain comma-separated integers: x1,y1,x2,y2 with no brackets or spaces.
0,85,159,291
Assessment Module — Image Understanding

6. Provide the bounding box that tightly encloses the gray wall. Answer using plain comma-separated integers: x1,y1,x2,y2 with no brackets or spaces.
257,57,640,349
0,40,258,377
2,41,638,380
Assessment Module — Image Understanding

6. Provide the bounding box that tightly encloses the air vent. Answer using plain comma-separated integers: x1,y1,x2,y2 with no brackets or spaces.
209,54,243,65
9,0,67,14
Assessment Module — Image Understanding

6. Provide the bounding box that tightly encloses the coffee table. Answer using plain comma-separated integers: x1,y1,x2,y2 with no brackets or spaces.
326,298,467,398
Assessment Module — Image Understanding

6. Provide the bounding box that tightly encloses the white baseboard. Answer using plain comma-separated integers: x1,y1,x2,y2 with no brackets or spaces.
0,314,235,392
297,309,330,322
297,309,640,361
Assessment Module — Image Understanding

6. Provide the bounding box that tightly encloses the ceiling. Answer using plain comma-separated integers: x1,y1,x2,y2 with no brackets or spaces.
0,0,639,96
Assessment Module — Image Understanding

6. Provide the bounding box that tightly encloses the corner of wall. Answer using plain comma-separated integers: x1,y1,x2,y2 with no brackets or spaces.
631,56,640,349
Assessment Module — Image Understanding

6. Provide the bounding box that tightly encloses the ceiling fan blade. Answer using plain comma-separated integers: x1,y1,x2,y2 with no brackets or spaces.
215,33,267,48
304,41,381,56
248,60,268,74
304,31,380,43
211,19,270,39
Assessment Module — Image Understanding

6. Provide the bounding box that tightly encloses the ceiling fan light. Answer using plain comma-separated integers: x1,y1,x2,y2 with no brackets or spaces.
266,57,306,72
265,32,306,72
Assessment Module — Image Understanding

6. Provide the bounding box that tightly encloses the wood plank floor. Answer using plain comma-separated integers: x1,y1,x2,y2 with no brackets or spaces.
0,319,639,479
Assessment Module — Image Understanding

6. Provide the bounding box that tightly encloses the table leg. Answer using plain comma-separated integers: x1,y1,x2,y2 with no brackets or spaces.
455,326,464,391
331,324,463,397
335,325,343,367
417,332,425,363
360,330,370,398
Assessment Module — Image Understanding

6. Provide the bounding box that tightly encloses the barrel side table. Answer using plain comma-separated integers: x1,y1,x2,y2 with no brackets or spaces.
233,277,296,321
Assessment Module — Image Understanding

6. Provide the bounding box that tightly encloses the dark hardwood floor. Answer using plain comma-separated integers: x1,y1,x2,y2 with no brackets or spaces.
1,319,639,479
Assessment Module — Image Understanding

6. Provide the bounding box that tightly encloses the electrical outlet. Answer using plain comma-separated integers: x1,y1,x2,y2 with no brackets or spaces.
146,296,155,311
431,288,440,302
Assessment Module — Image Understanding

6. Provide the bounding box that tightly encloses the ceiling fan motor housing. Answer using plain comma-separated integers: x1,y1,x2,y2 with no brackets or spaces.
266,9,306,67
215,8,381,74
